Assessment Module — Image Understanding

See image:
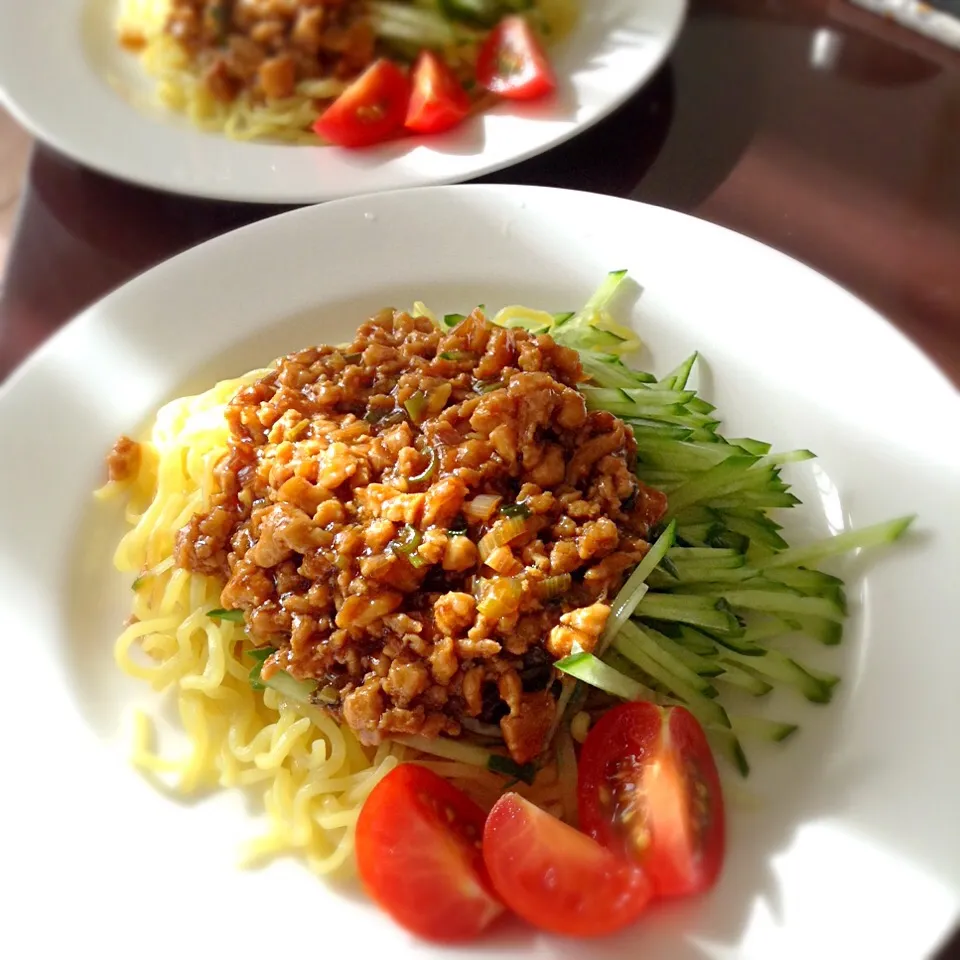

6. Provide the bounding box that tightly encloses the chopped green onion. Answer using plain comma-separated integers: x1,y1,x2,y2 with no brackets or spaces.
438,350,474,362
478,515,529,561
131,576,145,591
404,390,429,423
500,502,531,519
536,574,571,600
409,446,437,485
464,494,501,522
342,352,362,363
207,608,244,622
443,313,466,328
474,379,503,394
390,524,425,567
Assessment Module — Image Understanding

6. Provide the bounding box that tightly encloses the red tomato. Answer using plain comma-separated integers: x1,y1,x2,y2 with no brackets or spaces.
482,792,653,938
578,702,726,899
405,51,471,135
313,59,411,148
475,15,557,101
355,764,503,942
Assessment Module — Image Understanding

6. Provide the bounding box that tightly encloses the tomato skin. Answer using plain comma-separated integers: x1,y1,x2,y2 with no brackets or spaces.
483,792,653,938
475,16,557,101
355,764,503,942
405,51,471,135
313,59,411,148
578,702,726,899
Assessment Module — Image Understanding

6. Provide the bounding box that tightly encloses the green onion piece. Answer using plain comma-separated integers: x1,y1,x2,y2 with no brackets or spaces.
438,350,474,362
536,574,572,600
409,446,437,485
478,515,530,562
131,576,144,591
443,313,467,328
390,524,425,567
404,390,429,423
464,494,502,521
475,379,503,394
476,576,523,618
364,406,393,424
342,352,362,363
500,502,531,519
207,608,244,622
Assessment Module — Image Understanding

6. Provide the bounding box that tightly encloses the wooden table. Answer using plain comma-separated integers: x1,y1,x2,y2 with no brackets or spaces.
1,0,958,954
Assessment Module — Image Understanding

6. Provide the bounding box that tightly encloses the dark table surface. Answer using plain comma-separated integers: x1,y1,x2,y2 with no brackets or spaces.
1,0,958,954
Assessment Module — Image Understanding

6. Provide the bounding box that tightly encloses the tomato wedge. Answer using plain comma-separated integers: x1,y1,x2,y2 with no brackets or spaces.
578,702,726,899
313,59,411,148
475,15,556,101
483,792,653,937
405,51,471,135
355,764,503,942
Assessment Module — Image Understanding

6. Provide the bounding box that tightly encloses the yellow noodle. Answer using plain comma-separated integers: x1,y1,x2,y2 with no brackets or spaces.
106,368,559,883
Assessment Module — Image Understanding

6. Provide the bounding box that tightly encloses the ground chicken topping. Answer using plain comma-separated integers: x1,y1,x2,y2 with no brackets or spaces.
150,0,377,104
174,309,668,763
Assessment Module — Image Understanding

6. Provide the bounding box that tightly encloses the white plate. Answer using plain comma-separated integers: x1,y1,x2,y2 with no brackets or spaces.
1,185,958,960
0,0,685,204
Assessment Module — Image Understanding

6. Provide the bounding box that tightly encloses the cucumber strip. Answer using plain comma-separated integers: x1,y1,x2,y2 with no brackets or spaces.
667,546,741,561
710,491,802,510
687,396,716,415
264,670,318,705
616,621,719,694
755,449,816,468
630,423,695,442
727,438,771,456
655,352,699,391
705,528,752,553
724,505,783,529
599,521,676,654
579,352,653,389
805,665,842,690
624,620,723,677
720,590,846,623
583,386,696,409
672,554,748,571
731,716,799,742
668,578,802,596
723,650,831,703
675,524,715,547
665,457,764,514
722,514,789,551
670,505,721,525
794,615,844,645
635,593,744,636
634,440,736,471
554,651,655,702
559,269,630,329
392,734,537,785
716,661,774,696
675,625,720,656
606,639,730,730
707,727,750,777
764,515,916,569
662,566,758,585
370,2,459,45
764,567,844,591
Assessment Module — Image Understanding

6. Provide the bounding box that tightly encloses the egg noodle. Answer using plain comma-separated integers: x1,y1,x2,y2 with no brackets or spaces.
117,0,339,143
99,370,562,880
116,0,580,145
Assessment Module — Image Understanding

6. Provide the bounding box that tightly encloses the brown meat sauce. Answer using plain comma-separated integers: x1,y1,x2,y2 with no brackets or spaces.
160,0,376,104
174,309,667,762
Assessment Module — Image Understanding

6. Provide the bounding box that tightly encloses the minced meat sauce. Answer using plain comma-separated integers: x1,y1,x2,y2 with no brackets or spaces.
174,309,667,763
